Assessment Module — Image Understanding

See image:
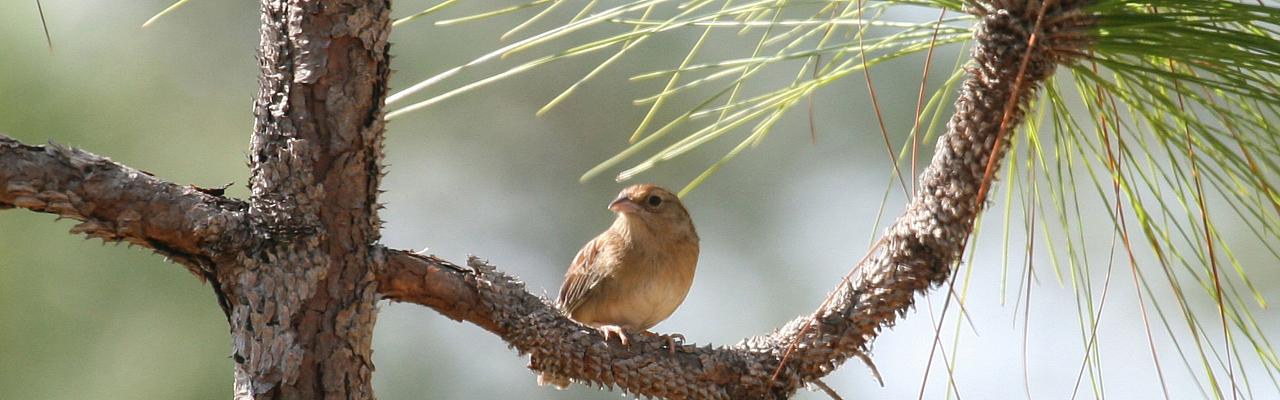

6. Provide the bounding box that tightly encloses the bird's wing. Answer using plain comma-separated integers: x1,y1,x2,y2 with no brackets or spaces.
557,234,616,314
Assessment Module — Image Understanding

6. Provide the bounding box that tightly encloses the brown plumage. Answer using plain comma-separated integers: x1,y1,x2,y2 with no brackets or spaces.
538,184,700,388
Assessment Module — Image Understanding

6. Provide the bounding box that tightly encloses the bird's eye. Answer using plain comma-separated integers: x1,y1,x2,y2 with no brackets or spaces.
647,195,663,207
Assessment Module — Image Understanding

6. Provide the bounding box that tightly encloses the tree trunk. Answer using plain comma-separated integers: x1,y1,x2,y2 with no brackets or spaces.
227,0,391,398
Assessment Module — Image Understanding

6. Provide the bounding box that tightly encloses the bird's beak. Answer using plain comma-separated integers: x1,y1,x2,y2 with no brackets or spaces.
608,195,640,213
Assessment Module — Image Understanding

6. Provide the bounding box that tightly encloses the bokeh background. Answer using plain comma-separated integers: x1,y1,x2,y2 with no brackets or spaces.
2,1,1277,399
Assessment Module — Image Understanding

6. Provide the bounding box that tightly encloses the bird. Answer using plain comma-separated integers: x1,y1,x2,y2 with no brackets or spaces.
538,184,700,388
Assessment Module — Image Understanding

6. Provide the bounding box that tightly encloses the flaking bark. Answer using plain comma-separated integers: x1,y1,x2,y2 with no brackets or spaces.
0,135,247,278
226,0,392,398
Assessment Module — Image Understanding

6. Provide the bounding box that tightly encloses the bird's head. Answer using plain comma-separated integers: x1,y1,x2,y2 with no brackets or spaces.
608,184,697,241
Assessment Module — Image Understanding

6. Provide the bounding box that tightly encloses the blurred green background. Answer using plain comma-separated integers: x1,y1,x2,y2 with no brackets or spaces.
2,1,1278,399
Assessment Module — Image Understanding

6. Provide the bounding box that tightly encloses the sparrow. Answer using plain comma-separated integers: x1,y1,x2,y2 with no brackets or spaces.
540,184,701,387
539,184,699,388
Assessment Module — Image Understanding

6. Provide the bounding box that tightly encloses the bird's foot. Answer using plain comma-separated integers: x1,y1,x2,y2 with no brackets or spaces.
663,333,686,354
642,331,686,354
597,325,630,346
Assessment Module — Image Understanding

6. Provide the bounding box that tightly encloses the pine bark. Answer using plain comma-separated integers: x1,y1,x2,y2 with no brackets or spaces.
225,0,392,398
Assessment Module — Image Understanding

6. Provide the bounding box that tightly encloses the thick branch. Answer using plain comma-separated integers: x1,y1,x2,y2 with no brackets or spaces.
377,1,1094,398
0,134,247,272
380,250,773,399
381,250,501,333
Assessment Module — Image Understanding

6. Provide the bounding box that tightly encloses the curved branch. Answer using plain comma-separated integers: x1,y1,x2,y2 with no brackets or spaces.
380,250,776,398
377,1,1093,398
0,134,248,273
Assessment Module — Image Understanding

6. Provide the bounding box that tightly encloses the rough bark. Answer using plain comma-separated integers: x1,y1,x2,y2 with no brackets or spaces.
225,0,392,398
0,136,247,280
0,0,1093,399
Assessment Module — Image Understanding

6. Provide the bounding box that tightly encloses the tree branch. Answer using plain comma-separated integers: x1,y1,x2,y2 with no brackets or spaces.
380,250,778,398
376,1,1094,398
380,249,500,333
0,134,248,274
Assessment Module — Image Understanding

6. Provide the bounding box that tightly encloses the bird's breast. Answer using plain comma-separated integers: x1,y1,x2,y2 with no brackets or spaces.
571,244,698,331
